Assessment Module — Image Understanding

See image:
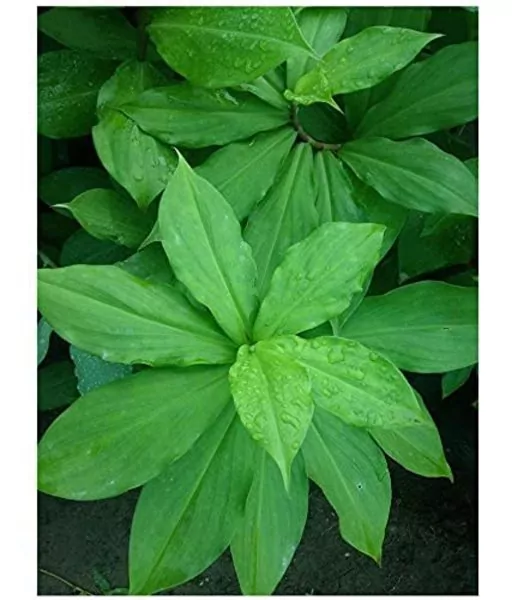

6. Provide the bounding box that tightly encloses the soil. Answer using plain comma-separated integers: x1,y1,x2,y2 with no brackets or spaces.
38,373,477,595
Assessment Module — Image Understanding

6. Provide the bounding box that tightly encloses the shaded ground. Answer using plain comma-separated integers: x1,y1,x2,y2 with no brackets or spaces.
38,374,477,595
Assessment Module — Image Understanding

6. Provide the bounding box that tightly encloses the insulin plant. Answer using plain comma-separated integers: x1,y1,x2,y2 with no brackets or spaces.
37,5,478,596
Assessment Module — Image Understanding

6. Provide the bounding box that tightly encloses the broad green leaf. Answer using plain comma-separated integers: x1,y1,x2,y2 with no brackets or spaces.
442,366,473,398
343,7,432,38
38,265,236,367
254,222,384,340
465,157,478,177
229,339,313,489
38,8,138,60
93,111,177,210
38,360,78,412
39,167,112,207
69,345,132,396
286,8,348,89
56,189,153,248
159,155,258,346
231,449,308,595
281,335,426,428
38,50,116,138
357,42,478,139
398,211,476,281
38,365,231,499
117,245,174,286
340,281,478,372
147,7,313,88
245,143,319,296
286,27,440,106
129,408,254,594
37,318,53,366
122,84,290,149
314,152,406,255
60,229,132,266
302,407,391,562
235,69,289,110
341,137,478,216
196,127,297,220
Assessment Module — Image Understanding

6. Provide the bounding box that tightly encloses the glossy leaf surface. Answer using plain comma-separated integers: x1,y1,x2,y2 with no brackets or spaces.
254,222,384,340
69,345,132,396
38,265,236,367
229,339,313,488
38,366,231,499
341,282,478,372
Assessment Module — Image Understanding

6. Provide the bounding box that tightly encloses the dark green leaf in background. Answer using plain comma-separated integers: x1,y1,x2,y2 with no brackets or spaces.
38,360,78,412
37,318,53,366
39,167,113,207
70,345,132,396
442,366,473,398
343,7,432,38
117,245,175,286
60,229,132,266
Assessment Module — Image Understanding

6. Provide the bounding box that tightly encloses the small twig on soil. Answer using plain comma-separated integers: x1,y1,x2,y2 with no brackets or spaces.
39,568,92,596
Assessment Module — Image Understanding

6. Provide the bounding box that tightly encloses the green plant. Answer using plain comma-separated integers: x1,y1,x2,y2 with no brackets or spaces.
37,5,478,596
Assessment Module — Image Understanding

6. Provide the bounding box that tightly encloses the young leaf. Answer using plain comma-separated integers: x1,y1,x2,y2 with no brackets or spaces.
38,265,236,367
38,366,231,500
38,360,78,412
340,281,478,373
314,152,406,256
229,340,313,489
60,230,132,266
69,345,132,396
357,42,478,139
235,69,289,110
286,27,440,106
39,167,113,207
37,318,53,365
281,336,427,428
442,366,473,399
286,8,348,89
341,137,478,217
245,143,319,295
117,245,175,286
231,450,308,595
129,409,254,594
122,84,290,149
159,155,258,346
38,50,116,138
370,394,452,480
254,222,385,340
147,7,313,88
38,8,138,60
196,127,297,220
302,407,391,562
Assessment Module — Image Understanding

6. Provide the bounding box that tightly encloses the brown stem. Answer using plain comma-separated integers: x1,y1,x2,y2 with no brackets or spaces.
291,104,342,152
39,568,92,595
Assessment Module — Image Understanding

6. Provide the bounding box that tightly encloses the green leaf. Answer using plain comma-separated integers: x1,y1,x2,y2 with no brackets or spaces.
159,155,258,346
147,7,313,88
235,68,289,110
129,408,254,594
229,339,313,489
122,84,290,149
69,345,132,396
283,335,426,428
38,360,78,412
287,27,440,106
38,365,231,500
343,7,432,38
314,152,406,255
442,366,473,398
60,230,132,266
341,137,478,216
38,265,236,367
39,167,113,207
254,222,384,340
302,407,391,562
38,8,138,60
357,42,477,139
231,449,308,595
56,188,153,248
245,143,319,296
398,211,476,281
286,8,348,89
38,50,116,138
340,281,478,373
38,318,53,365
117,245,175,286
196,127,296,220
371,392,452,479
